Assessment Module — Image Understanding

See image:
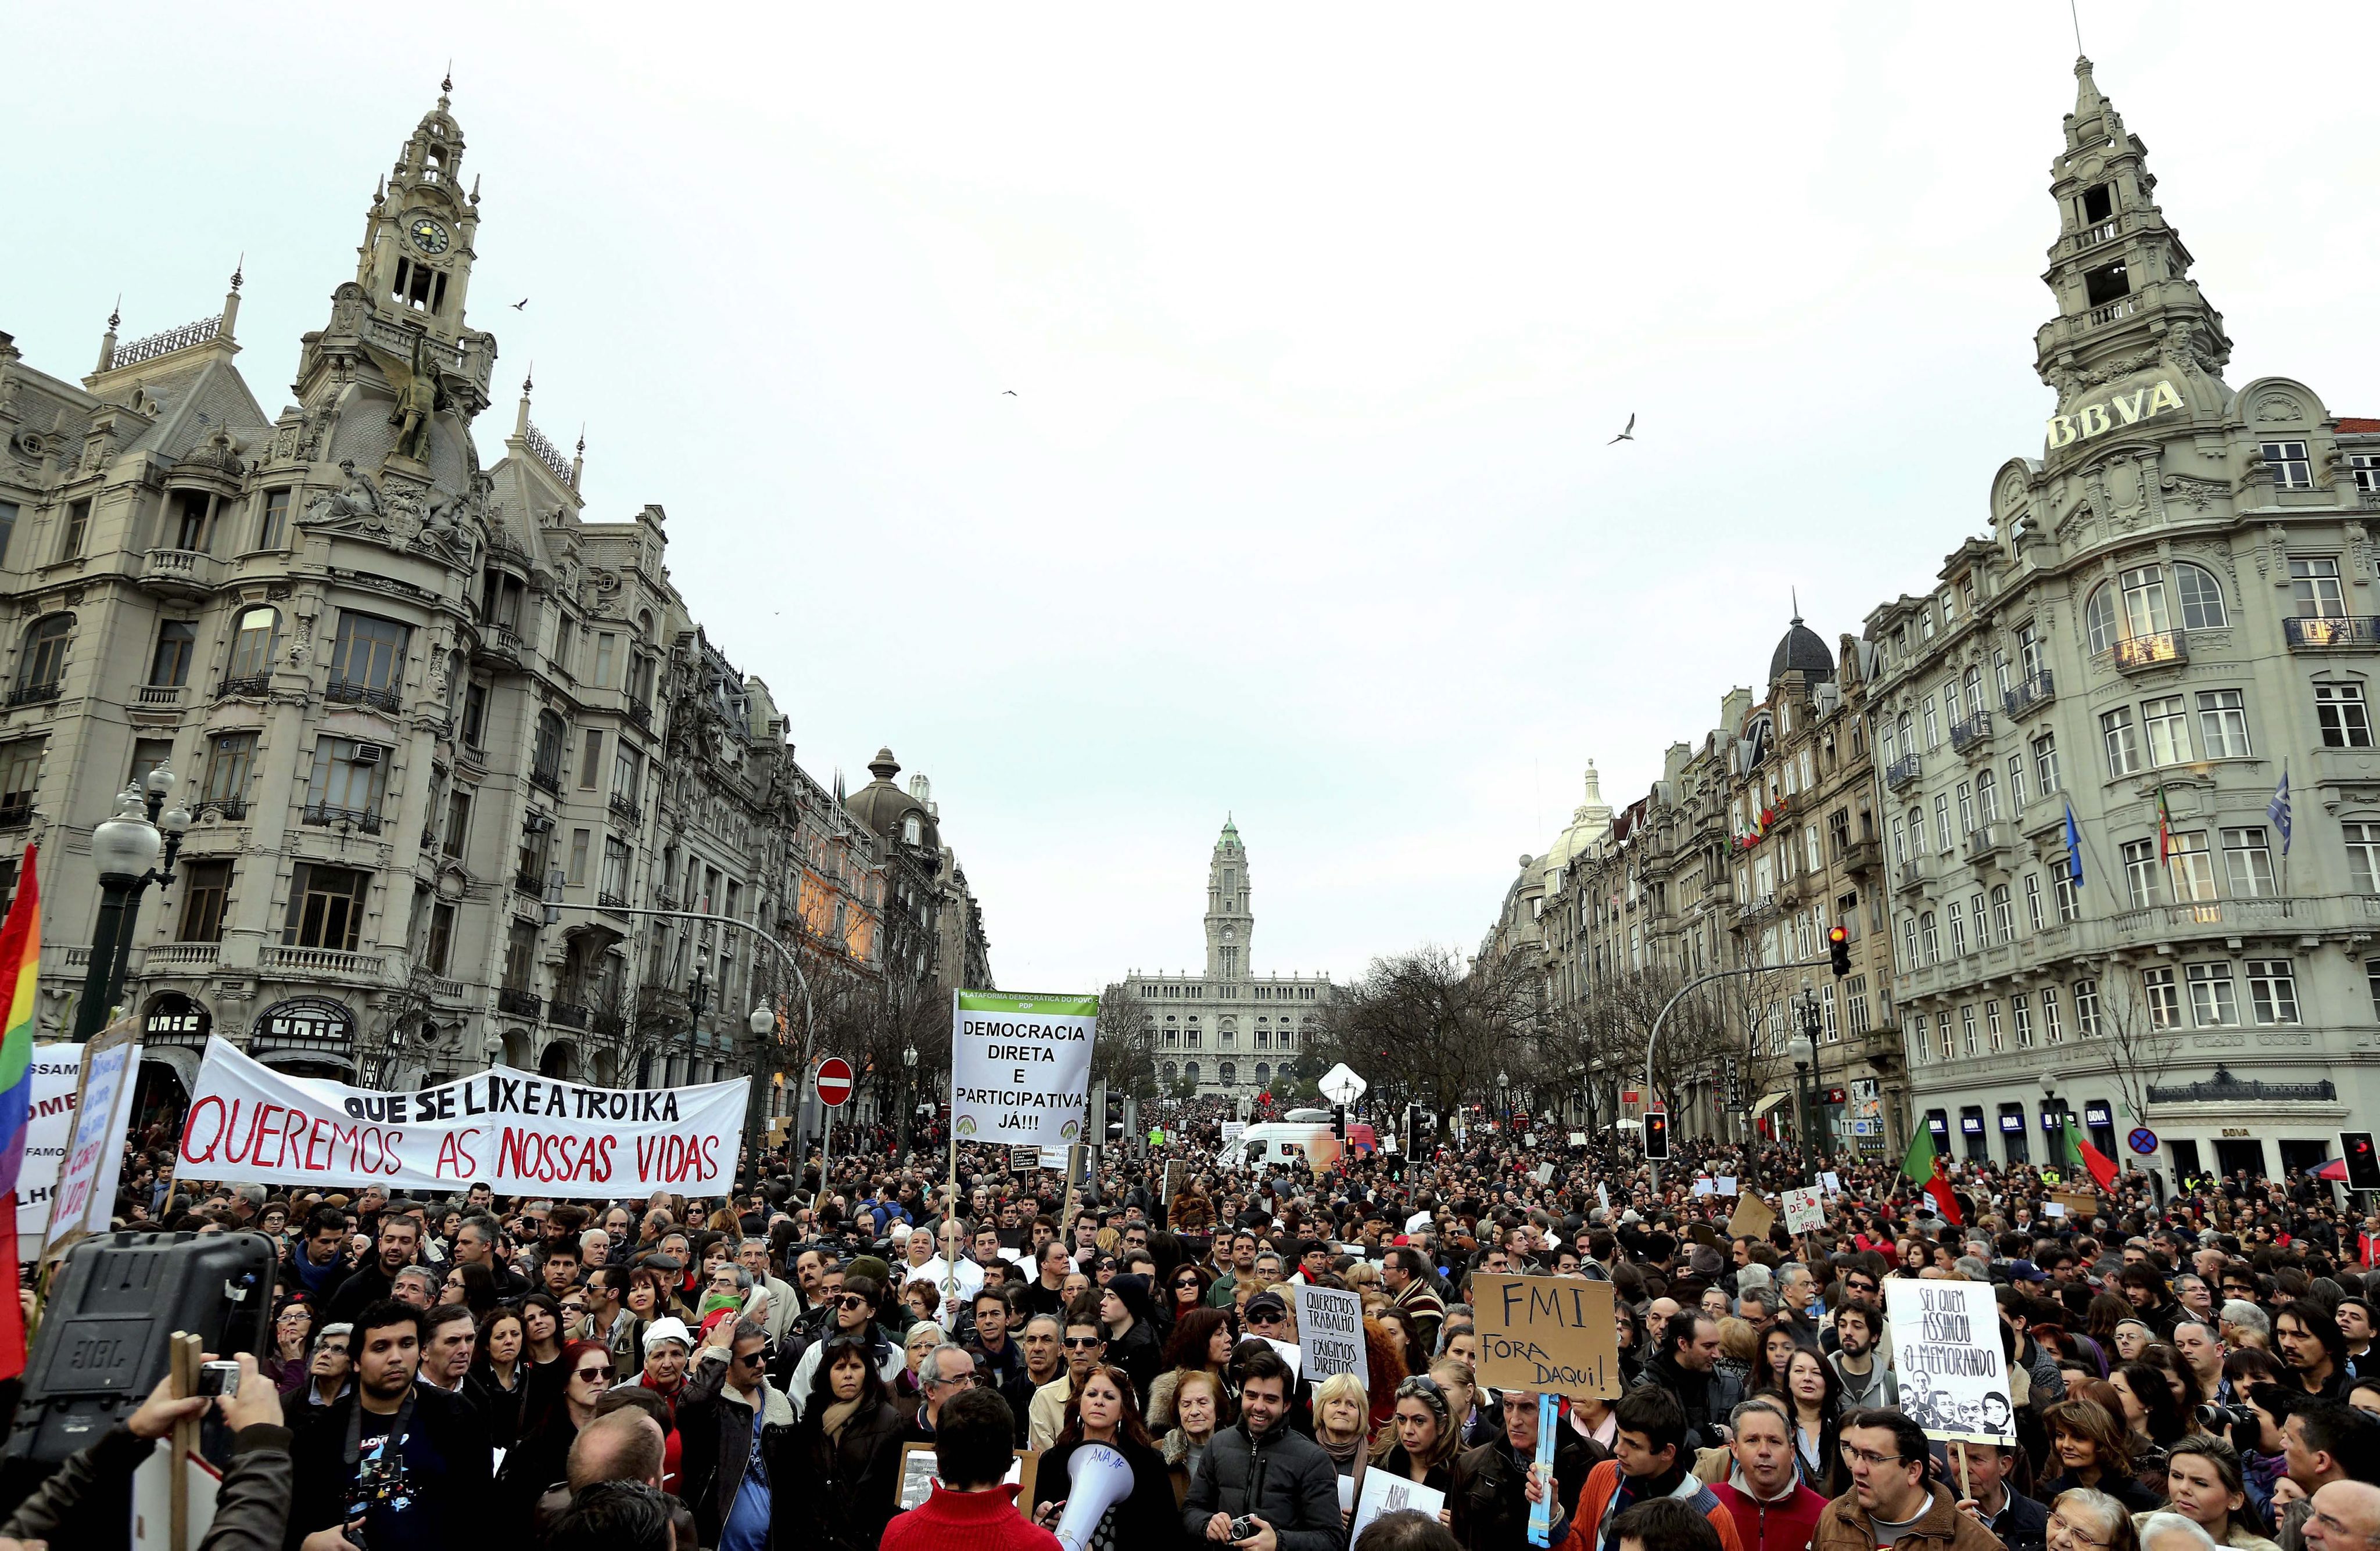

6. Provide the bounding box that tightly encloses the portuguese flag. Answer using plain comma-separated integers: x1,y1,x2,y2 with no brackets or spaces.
2061,1115,2119,1189
1899,1124,1963,1226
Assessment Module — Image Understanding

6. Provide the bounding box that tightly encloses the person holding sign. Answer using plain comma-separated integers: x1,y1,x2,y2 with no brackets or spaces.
1449,1387,1603,1551
1370,1376,1461,1523
881,1387,1063,1551
1808,1411,2001,1551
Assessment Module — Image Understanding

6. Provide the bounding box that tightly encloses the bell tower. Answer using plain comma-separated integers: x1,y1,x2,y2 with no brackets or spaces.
356,74,483,346
1205,818,1253,982
2031,56,2232,446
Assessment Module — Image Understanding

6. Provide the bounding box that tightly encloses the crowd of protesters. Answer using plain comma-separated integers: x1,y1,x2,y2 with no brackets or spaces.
5,1102,2380,1551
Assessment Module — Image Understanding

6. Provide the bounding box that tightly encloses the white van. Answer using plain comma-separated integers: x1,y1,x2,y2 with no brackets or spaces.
1214,1119,1365,1173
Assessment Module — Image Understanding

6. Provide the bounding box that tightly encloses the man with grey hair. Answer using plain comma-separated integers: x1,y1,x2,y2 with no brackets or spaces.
390,1265,439,1309
2223,1299,2271,1349
2174,1273,2216,1324
1775,1265,1821,1351
912,1343,978,1438
580,1227,612,1269
678,1316,793,1548
2138,1512,2224,1551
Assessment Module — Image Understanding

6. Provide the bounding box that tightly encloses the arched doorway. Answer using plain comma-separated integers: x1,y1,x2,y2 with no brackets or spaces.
539,1040,580,1080
501,1029,535,1069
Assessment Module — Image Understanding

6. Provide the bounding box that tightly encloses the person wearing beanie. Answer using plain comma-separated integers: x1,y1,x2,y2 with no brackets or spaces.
1101,1272,1163,1399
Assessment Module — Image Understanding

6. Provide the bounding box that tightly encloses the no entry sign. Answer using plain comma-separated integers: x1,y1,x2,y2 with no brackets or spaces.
815,1057,854,1108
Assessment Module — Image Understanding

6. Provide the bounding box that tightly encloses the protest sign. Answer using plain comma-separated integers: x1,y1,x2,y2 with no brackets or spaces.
1264,1337,1302,1375
17,1046,85,1264
1782,1184,1825,1235
45,1021,140,1260
1351,1464,1445,1544
949,990,1096,1148
2043,1201,2067,1218
1533,1161,1555,1186
2051,1190,2100,1218
1471,1274,1621,1399
1716,1176,1739,1197
1884,1279,2015,1444
1819,1171,1843,1195
1726,1194,1776,1241
1297,1286,1365,1385
177,1036,747,1197
1690,1177,1714,1198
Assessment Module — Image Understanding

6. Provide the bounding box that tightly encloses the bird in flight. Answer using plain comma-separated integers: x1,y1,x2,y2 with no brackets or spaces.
1002,389,1017,396
511,298,529,310
1608,413,1636,445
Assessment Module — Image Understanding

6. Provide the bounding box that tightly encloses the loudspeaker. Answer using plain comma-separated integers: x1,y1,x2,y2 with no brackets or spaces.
1051,1442,1134,1551
0,1230,275,1516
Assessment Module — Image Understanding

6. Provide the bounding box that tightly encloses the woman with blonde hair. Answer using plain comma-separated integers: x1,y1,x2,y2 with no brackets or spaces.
1370,1374,1460,1525
1313,1370,1372,1515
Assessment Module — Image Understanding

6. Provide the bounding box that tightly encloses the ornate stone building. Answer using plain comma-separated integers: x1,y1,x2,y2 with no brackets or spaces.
1877,58,2380,1183
0,85,991,1122
1124,819,1332,1098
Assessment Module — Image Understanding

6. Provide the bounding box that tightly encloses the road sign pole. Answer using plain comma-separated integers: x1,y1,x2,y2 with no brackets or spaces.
820,1073,833,1186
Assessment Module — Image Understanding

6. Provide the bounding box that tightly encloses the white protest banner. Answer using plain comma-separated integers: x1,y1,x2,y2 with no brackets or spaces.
1690,1177,1714,1198
18,1046,85,1263
1782,1184,1825,1236
949,990,1096,1148
1297,1285,1365,1387
45,1023,140,1259
176,1036,747,1197
1884,1279,2015,1444
1350,1463,1445,1543
1716,1176,1739,1197
1220,1122,1246,1147
1533,1162,1555,1186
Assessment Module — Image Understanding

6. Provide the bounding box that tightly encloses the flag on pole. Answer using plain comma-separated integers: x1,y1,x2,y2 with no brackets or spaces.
2063,800,2086,891
2270,766,2293,856
2155,784,2177,863
2060,1115,2119,1190
1899,1123,1963,1226
0,844,40,1383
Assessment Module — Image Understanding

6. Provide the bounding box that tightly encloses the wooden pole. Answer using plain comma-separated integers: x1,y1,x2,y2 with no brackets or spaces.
169,1330,201,1551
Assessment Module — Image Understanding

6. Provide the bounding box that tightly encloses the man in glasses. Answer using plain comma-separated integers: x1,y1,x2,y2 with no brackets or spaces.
1816,1409,1999,1551
909,1343,980,1441
1029,1313,1106,1449
676,1316,793,1551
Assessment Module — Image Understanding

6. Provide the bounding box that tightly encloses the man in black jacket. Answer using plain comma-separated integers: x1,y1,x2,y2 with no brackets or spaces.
1631,1312,1742,1452
328,1217,423,1322
1450,1387,1603,1551
1183,1345,1341,1551
1947,1441,2046,1551
287,1299,494,1551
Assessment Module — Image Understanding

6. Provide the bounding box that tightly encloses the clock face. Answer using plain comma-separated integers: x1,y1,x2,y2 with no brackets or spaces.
408,218,450,255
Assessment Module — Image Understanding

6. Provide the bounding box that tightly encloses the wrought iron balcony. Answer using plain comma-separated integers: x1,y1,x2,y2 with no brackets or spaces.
598,889,630,911
2284,615,2380,650
196,798,248,821
301,804,383,834
217,674,271,700
0,801,30,830
497,986,543,1019
2112,631,2188,673
324,679,402,713
530,764,564,796
1884,754,1922,791
592,1008,626,1038
1948,712,1994,753
608,792,641,824
549,1001,591,1031
2002,669,2055,719
626,699,652,731
6,681,62,709
1895,860,1926,894
2147,1064,2335,1104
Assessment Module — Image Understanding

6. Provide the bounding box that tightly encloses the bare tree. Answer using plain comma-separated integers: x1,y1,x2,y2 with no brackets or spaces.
2089,961,2184,1132
1313,945,1535,1136
1092,985,1159,1101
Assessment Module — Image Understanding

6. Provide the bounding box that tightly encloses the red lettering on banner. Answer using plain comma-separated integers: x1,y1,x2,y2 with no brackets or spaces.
220,1100,253,1165
436,1129,481,1179
182,1095,228,1164
279,1107,309,1171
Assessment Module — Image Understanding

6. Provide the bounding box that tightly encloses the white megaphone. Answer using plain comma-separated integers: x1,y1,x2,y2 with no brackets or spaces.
1051,1442,1134,1551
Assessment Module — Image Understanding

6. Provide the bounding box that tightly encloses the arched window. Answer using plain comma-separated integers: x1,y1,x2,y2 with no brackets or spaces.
2176,563,2228,629
1162,1061,1177,1082
902,814,921,845
1255,1062,1270,1085
1184,1061,1200,1086
19,615,71,694
1908,806,1927,856
2120,565,2170,638
227,607,279,681
2084,586,2119,655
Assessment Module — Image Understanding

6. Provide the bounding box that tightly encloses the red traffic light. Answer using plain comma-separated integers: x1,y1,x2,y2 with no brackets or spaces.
1828,925,1848,945
1827,922,1852,978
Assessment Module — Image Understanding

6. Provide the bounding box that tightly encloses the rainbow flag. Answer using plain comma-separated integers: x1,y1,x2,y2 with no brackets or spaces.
0,843,40,1196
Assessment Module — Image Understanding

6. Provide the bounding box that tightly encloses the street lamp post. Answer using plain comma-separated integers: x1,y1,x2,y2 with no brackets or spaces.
106,766,192,1011
2040,1071,2061,1175
1801,990,1831,1171
1497,1069,1510,1129
75,785,180,1042
684,963,711,1086
902,1040,917,1153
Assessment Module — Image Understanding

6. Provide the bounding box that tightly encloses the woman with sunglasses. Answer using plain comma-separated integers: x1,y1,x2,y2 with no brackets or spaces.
471,1306,530,1449
1147,1307,1238,1432
1371,1374,1460,1524
770,1334,908,1551
1031,1363,1177,1547
494,1337,615,1536
1165,1263,1211,1328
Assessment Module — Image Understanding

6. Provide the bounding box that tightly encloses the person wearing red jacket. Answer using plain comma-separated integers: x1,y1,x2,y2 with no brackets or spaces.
883,1385,1060,1551
1707,1401,1827,1551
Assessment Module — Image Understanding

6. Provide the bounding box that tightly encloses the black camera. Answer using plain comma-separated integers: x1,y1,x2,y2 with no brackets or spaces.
2199,1401,2253,1429
1230,1517,1260,1541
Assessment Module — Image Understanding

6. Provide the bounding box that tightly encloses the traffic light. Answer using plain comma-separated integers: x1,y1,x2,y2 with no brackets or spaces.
2343,1131,2380,1191
1828,924,1851,978
1644,1110,1671,1160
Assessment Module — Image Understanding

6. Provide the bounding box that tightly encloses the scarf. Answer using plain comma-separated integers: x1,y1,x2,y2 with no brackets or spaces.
820,1396,864,1442
1316,1430,1364,1468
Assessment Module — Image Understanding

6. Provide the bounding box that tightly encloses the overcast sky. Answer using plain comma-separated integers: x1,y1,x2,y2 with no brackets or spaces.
8,6,2379,996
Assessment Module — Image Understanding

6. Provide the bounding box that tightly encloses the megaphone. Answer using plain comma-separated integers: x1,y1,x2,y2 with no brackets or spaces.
1052,1442,1134,1551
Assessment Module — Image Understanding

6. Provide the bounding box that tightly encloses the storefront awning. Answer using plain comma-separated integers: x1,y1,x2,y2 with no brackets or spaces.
1751,1091,1790,1118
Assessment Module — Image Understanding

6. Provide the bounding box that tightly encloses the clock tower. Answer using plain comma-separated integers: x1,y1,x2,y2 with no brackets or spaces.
356,75,483,347
1205,818,1253,983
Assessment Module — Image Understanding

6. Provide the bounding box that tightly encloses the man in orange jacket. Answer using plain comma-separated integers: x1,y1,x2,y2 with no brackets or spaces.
1528,1389,1744,1551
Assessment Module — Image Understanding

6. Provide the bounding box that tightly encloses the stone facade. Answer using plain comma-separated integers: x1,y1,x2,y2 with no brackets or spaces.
0,87,991,1122
1126,819,1332,1097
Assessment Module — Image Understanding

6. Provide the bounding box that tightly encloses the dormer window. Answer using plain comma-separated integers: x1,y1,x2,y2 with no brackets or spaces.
902,814,922,845
392,258,446,314
2081,184,2113,224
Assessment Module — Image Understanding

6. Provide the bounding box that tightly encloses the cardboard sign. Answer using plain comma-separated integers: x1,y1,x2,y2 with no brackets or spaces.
1716,1176,1739,1197
2051,1190,2100,1218
1471,1274,1621,1399
1884,1279,2015,1444
1351,1461,1446,1543
1726,1194,1776,1241
1297,1286,1366,1386
1782,1185,1825,1236
895,1442,1037,1514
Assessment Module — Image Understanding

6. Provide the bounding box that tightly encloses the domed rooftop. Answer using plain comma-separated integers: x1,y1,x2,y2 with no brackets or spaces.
1540,763,1614,877
844,747,940,851
1770,615,1834,684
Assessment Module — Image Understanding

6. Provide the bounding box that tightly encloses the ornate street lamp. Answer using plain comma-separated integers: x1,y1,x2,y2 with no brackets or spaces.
903,1040,918,1151
103,766,192,1010
76,787,167,1040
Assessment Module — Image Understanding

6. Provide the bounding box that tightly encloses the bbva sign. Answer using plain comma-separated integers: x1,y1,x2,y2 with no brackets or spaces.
2047,379,2185,448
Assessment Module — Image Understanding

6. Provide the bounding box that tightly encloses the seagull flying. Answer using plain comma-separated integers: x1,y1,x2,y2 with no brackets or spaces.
1003,389,1017,396
1608,413,1636,445
511,298,529,310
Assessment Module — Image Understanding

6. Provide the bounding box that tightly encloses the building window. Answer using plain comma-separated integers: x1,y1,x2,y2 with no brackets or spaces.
0,739,40,825
1846,975,1870,1035
578,730,604,790
2317,684,2374,748
2195,691,2252,759
2041,985,2065,1044
1960,1005,1978,1056
2184,962,2239,1027
58,499,89,560
594,633,617,688
1976,770,2000,825
2102,708,2141,776
504,920,537,991
2121,838,2162,907
202,732,256,810
2246,958,2299,1026
149,621,198,687
0,501,15,565
1923,696,1940,749
170,490,213,551
426,902,456,976
2054,860,2080,922
19,615,72,695
127,738,173,793
226,607,279,681
177,860,231,943
2292,557,2347,619
304,738,386,825
2012,993,2034,1049
1956,783,1976,836
2033,732,2060,795
284,863,370,951
461,681,489,748
2024,873,2045,932
532,712,567,787
600,838,631,903
564,828,589,887
1990,884,2015,942
2006,751,2030,813
1934,796,1952,852
2345,823,2380,893
2142,696,2191,766
256,489,291,551
327,612,409,706
2368,962,2380,1022
1985,1000,2005,1053
612,745,643,806
2173,563,2227,629
2073,979,2101,1037
2141,967,2184,1029
1919,911,1939,963
2169,831,2217,902
1935,1013,1954,1063
1901,918,1919,970
443,791,471,858
2223,827,2275,897
2262,440,2313,490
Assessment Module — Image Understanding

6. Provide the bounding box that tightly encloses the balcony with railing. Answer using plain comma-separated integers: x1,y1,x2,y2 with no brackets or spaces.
549,1001,591,1031
2002,669,2056,719
475,623,526,666
145,942,220,970
608,792,640,824
2071,218,2121,254
1962,823,2010,864
414,972,467,1002
324,678,401,713
597,890,630,912
196,798,248,821
137,547,223,596
6,680,62,709
513,870,544,896
626,699,652,731
1895,859,1927,894
301,804,383,834
1883,753,1922,791
135,683,187,709
497,986,543,1019
217,674,271,700
1733,893,1780,928
1948,712,1993,753
2087,293,2139,329
1839,836,1883,874
2112,631,2189,673
592,1008,626,1037
2283,615,2380,650
529,763,564,796
0,800,31,830
260,945,385,981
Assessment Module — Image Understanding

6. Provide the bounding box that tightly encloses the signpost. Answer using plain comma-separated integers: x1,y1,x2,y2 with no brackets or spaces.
2128,1127,2159,1157
816,1055,854,1183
